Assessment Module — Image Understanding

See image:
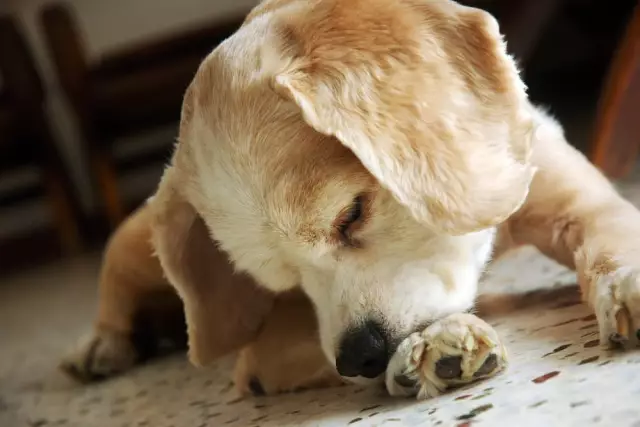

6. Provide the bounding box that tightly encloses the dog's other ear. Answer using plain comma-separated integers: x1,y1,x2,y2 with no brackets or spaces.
150,166,275,367
267,0,536,235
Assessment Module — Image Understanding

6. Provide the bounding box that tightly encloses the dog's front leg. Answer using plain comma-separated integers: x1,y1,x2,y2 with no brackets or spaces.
60,206,180,381
508,110,640,347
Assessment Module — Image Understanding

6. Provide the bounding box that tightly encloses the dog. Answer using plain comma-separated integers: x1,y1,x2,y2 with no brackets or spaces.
62,0,640,399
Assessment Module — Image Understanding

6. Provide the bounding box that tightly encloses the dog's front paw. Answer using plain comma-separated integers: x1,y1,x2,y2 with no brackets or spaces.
385,313,507,399
587,266,640,348
60,329,138,382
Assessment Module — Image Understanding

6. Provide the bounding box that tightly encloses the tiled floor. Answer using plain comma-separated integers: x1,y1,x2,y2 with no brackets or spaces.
3,174,640,427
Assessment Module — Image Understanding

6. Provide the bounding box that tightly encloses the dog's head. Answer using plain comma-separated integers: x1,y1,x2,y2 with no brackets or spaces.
151,0,535,382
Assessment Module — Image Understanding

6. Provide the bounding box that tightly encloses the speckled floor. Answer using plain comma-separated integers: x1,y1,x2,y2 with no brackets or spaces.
3,174,640,427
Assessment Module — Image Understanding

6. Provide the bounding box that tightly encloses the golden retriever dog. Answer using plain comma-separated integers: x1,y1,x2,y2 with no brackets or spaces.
63,0,640,399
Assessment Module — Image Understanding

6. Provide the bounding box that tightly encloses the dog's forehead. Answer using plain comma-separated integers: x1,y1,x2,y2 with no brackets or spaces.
199,125,367,234
182,33,370,244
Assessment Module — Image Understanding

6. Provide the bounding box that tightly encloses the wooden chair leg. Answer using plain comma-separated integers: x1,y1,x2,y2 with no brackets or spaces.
34,113,84,254
91,149,126,228
43,165,83,254
590,4,640,180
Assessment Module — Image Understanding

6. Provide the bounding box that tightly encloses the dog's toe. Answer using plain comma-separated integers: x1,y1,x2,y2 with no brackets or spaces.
590,267,640,349
60,329,138,382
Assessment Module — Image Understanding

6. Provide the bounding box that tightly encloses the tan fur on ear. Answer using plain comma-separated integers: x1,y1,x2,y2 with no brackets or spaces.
150,168,275,366
267,0,536,235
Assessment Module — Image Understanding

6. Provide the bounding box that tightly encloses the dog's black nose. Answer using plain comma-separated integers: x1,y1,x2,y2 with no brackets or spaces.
336,321,389,378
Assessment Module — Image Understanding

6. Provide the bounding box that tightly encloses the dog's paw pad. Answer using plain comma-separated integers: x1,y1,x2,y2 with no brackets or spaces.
386,313,507,399
434,355,463,379
60,330,138,382
473,353,499,377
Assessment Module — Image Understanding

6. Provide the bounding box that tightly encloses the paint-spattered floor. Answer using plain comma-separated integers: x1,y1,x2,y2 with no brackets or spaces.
3,176,640,427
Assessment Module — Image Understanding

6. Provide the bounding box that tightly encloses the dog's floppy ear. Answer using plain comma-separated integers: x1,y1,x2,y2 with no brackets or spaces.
267,0,536,235
150,166,275,367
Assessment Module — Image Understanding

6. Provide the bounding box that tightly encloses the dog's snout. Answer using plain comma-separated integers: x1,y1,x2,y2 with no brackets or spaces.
336,321,389,378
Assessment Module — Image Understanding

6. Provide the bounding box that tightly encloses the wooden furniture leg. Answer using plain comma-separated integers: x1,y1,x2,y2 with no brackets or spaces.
43,163,82,253
35,113,83,254
91,149,126,228
590,3,640,179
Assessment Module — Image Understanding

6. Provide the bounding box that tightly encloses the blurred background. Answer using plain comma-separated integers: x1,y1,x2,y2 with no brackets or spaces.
0,0,637,274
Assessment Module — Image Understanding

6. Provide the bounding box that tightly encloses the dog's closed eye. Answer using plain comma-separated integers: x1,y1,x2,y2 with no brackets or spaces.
335,195,366,246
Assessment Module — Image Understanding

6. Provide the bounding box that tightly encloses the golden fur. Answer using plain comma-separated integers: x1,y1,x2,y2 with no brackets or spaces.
62,0,640,398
